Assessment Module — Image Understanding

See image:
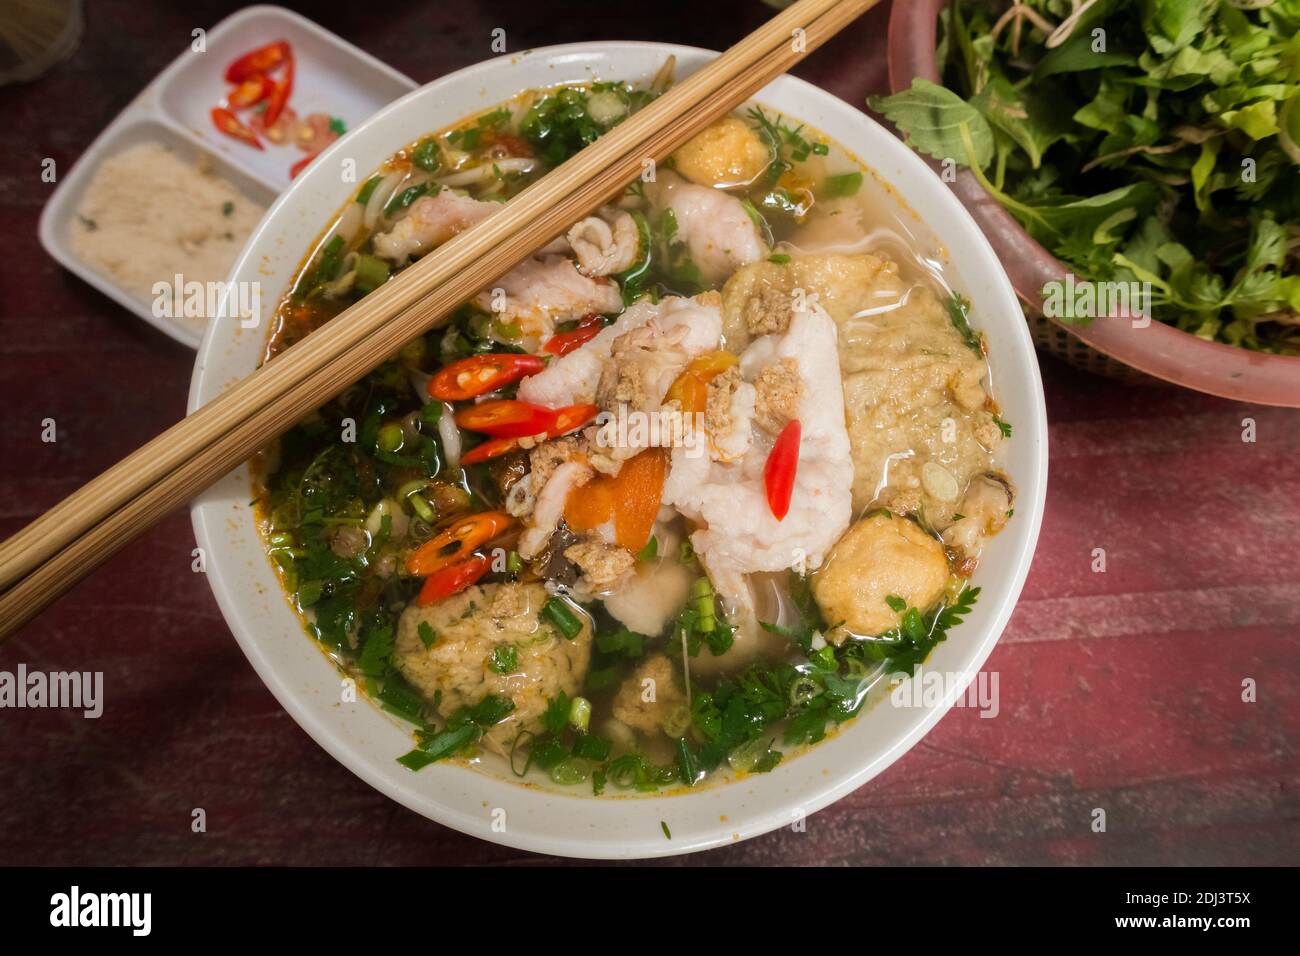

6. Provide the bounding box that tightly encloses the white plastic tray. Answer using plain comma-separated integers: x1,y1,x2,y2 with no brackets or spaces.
38,4,416,348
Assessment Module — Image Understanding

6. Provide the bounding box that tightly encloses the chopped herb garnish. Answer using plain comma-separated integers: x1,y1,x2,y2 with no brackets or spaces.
821,171,863,198
541,597,583,639
488,644,518,674
636,535,658,561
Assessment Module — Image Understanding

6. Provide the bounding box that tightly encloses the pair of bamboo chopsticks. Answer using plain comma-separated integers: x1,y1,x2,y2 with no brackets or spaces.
0,0,878,639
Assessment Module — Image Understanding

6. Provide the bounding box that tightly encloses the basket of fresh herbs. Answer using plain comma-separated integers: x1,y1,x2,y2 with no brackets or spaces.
878,0,1300,403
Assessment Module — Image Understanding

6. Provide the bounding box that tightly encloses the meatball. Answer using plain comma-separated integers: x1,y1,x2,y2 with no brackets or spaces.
612,655,686,737
393,582,591,753
813,512,949,641
670,117,770,189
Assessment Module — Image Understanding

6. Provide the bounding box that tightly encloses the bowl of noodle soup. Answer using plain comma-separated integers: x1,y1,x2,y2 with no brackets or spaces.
191,42,1047,858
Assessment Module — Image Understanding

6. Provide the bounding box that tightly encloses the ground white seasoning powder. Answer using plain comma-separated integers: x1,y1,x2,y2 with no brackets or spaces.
69,141,266,327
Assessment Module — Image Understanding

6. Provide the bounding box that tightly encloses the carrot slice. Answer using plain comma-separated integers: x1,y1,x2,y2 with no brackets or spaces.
664,351,738,415
563,448,666,551
563,476,617,534
612,448,667,551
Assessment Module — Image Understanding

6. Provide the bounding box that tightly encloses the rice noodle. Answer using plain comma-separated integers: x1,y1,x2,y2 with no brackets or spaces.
435,158,536,188
319,251,360,298
330,201,365,248
437,403,461,469
408,369,432,401
363,169,405,230
509,91,536,130
375,171,435,230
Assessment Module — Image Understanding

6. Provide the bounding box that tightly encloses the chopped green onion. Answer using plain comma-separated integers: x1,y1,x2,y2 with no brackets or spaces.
676,737,699,786
788,674,820,707
412,136,441,172
397,479,429,499
386,182,430,215
397,749,438,771
542,597,583,639
296,579,323,607
572,734,611,761
377,422,404,453
411,722,480,764
379,680,425,725
727,736,773,773
408,494,435,523
396,479,435,522
661,704,691,738
355,175,383,204
506,550,523,574
488,644,518,674
549,759,588,786
636,535,658,561
353,253,390,295
822,171,863,197
691,576,716,633
568,695,592,732
420,402,443,426
529,737,569,769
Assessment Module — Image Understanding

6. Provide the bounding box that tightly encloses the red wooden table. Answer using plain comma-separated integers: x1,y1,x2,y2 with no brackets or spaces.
1,0,1296,866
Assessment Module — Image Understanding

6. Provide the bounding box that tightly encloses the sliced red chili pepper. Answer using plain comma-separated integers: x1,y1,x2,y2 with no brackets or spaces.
224,40,290,83
289,153,316,179
763,420,801,521
428,353,546,402
550,403,600,436
460,435,522,466
455,400,558,439
406,511,513,576
211,107,262,149
226,73,272,109
459,403,601,465
261,51,294,127
416,554,491,606
543,315,604,357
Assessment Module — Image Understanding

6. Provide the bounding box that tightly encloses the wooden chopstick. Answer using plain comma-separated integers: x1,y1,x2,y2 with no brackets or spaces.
0,0,854,595
0,0,877,638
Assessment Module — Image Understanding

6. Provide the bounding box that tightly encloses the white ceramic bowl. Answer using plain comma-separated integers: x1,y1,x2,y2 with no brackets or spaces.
190,42,1047,859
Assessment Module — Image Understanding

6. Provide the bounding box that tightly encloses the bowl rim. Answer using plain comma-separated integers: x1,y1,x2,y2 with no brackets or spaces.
190,39,1048,859
885,0,1300,408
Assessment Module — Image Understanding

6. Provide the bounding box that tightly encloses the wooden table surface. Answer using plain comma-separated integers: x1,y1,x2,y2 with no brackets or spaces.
1,0,1296,866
